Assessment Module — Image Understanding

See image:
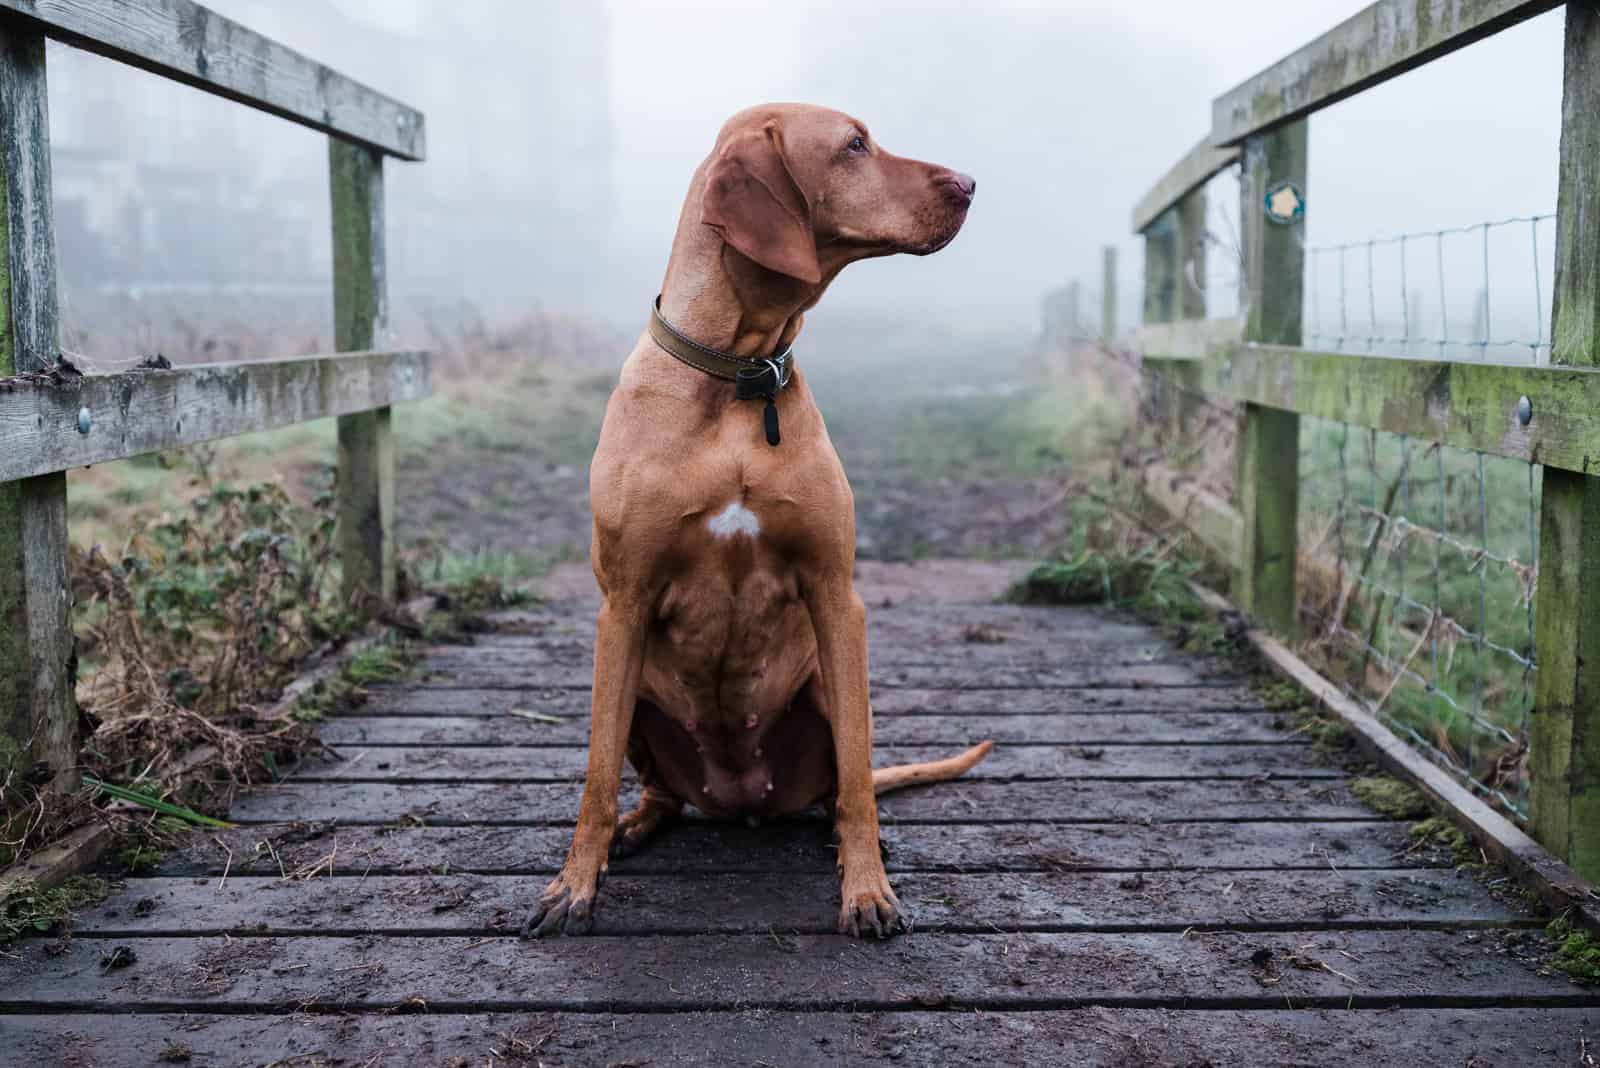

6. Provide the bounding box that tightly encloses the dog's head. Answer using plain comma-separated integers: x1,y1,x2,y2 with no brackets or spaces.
700,104,974,286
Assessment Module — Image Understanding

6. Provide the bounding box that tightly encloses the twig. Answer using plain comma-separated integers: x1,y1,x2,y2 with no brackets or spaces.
213,835,233,892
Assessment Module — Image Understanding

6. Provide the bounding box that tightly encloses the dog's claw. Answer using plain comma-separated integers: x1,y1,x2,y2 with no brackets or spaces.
838,886,910,939
521,870,599,937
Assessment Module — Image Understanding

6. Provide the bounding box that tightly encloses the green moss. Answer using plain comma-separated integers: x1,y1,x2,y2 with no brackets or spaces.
1255,681,1304,710
1350,775,1430,820
1,875,111,943
1409,816,1475,865
1547,914,1600,983
344,643,411,686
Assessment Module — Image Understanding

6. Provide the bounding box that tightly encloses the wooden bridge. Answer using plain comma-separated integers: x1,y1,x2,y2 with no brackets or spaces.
3,575,1595,1063
3,0,1600,1064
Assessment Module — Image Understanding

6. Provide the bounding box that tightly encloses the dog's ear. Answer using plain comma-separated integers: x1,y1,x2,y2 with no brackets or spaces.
700,121,821,285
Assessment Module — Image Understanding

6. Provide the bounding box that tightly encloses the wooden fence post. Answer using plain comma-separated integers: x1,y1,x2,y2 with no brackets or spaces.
329,138,395,611
0,19,76,798
1235,120,1306,636
1531,1,1600,880
1142,211,1176,326
1177,185,1208,321
1101,246,1118,341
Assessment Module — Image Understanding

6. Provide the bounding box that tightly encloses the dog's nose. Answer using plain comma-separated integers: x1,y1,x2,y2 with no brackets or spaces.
936,170,976,203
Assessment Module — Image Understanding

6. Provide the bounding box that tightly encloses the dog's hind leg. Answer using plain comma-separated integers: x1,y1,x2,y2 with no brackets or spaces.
612,785,683,857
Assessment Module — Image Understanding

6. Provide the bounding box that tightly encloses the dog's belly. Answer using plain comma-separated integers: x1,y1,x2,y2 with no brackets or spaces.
630,552,836,816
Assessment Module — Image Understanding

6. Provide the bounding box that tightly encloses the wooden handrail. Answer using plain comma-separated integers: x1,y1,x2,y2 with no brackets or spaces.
1131,139,1239,234
0,0,426,158
1211,0,1559,145
0,350,431,482
1149,342,1600,473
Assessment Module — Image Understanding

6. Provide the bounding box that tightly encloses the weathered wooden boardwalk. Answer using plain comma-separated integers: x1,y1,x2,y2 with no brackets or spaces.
3,577,1596,1065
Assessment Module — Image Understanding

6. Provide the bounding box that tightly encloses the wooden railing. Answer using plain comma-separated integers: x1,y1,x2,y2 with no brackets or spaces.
0,1,430,798
1131,0,1600,878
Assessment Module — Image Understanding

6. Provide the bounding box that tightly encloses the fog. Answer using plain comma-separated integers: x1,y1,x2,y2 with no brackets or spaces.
44,0,1568,353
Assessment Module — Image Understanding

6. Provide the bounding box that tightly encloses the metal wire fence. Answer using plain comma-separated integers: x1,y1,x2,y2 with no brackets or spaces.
1097,184,1552,820
1298,214,1551,818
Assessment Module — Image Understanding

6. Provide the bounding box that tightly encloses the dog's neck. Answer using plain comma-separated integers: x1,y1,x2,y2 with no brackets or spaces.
656,168,845,361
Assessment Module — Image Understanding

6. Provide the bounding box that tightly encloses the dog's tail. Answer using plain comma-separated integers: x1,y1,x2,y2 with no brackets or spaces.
872,740,994,796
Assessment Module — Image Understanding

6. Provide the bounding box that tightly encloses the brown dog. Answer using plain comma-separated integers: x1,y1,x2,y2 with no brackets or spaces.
525,103,989,940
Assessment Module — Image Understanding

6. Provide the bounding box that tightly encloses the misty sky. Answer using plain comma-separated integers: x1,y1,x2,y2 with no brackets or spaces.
87,1,1570,338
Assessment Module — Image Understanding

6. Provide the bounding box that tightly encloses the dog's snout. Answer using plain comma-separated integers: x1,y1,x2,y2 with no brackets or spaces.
936,170,976,202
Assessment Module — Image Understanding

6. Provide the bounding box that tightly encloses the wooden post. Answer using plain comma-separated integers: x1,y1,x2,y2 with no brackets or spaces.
1142,210,1177,326
0,18,75,798
329,138,395,611
1101,246,1118,341
1531,1,1600,880
1177,185,1208,321
1234,120,1307,636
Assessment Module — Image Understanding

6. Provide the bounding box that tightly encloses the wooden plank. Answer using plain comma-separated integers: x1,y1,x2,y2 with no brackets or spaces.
316,709,1295,747
1211,0,1561,145
1131,137,1239,233
1235,121,1306,635
0,928,1581,1011
0,19,75,795
227,777,1370,826
294,743,1341,784
1129,318,1242,361
352,684,1273,717
1135,458,1242,565
1186,581,1600,937
0,0,425,159
0,350,430,481
1532,1,1600,884
330,139,395,608
9,1009,1598,1068
1199,343,1600,475
71,868,1525,936
158,819,1425,876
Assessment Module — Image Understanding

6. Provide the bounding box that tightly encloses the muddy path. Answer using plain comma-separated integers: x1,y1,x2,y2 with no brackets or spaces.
393,312,1078,593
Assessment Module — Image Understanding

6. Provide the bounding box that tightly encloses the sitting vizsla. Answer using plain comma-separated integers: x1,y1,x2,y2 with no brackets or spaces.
525,103,990,940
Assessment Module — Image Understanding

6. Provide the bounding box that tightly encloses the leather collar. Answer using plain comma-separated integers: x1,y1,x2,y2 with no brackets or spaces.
648,296,793,398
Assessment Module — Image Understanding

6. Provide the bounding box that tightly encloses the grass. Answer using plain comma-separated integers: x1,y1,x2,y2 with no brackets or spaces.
1296,416,1535,803
344,643,412,686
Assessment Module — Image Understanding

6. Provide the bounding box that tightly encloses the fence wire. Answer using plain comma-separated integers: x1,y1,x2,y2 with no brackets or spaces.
1090,195,1551,821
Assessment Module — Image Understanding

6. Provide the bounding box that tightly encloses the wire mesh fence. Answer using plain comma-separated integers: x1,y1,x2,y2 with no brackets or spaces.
1101,189,1554,821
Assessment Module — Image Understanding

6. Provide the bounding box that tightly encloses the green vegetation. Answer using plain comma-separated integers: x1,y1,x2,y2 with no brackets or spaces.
1350,775,1430,819
82,777,233,829
1547,914,1600,983
1,876,109,943
1409,816,1476,865
344,642,411,686
1296,416,1535,805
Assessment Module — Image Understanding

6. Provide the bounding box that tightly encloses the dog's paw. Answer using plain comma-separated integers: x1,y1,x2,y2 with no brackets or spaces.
837,878,911,939
520,867,602,938
610,797,676,859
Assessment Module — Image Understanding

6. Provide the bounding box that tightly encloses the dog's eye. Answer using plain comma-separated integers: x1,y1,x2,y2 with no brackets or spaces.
847,136,867,153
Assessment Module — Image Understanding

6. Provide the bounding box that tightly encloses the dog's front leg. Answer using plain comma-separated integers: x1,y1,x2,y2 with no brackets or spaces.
522,594,647,937
807,571,906,938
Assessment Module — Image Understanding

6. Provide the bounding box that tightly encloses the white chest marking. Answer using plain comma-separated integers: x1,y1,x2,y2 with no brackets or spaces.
708,501,761,540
